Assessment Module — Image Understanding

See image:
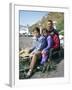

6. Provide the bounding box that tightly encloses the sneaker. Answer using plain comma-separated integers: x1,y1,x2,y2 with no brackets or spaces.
26,69,32,78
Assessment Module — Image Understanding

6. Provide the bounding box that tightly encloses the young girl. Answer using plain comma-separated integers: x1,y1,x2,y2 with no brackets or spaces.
40,28,53,65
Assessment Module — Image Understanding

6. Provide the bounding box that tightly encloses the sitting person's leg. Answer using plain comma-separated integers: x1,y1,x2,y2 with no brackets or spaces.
49,48,54,60
30,54,37,71
39,50,49,73
26,51,41,77
40,50,48,64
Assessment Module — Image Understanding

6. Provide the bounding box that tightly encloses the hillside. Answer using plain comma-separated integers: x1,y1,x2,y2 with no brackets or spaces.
29,12,64,35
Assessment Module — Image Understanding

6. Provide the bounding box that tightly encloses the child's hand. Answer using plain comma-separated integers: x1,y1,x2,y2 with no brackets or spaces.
42,50,45,54
29,52,34,57
41,50,47,56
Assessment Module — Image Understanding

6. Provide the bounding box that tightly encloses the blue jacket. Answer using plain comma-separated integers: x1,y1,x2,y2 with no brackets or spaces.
43,35,53,52
30,35,47,54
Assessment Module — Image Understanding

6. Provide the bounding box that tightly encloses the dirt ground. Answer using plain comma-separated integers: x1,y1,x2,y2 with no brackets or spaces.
19,35,64,79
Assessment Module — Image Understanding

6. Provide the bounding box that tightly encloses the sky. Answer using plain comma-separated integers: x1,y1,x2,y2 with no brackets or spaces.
19,10,48,26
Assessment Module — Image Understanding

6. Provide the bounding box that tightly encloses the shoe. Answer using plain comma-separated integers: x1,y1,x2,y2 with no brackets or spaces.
26,69,32,78
37,65,43,71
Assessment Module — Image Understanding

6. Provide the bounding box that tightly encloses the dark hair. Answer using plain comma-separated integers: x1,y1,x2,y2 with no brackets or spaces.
48,20,53,24
33,27,40,33
42,28,48,33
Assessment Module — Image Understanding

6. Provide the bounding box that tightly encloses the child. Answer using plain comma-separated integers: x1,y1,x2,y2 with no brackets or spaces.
40,28,53,65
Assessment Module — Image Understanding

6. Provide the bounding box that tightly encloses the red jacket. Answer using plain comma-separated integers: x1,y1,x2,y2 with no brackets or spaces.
51,34,60,49
48,29,60,49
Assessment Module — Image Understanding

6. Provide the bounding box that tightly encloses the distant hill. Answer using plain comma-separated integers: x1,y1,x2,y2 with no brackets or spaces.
29,12,64,35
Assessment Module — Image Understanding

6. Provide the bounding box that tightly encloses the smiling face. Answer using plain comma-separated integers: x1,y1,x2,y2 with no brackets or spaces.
32,27,40,38
42,28,48,37
47,20,53,31
33,30,40,37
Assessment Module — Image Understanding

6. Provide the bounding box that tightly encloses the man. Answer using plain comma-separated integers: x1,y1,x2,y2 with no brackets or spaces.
26,27,47,78
47,20,60,59
47,20,59,36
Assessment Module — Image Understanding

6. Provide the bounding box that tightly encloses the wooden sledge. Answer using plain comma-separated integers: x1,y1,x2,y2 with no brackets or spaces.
19,48,31,62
